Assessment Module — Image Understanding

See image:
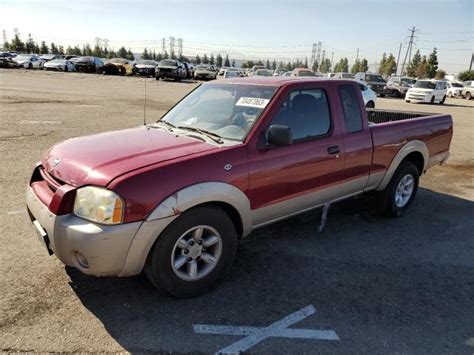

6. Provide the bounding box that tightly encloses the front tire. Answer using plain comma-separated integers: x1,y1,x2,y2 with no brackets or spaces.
466,92,472,100
365,101,375,109
439,95,446,104
377,161,419,217
145,206,238,298
430,96,435,104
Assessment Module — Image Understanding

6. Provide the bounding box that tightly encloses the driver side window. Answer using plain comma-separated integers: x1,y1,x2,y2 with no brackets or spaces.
270,89,331,141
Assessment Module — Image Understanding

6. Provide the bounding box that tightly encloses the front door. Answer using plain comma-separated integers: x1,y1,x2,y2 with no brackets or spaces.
247,87,345,227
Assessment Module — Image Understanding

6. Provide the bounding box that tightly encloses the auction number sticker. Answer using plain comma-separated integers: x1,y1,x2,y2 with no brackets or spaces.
236,97,270,109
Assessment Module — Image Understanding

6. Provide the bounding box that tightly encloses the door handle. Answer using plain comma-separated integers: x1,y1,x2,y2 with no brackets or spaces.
327,145,340,155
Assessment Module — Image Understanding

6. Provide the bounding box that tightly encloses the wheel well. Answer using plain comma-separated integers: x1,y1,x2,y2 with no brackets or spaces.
402,152,424,175
200,201,244,238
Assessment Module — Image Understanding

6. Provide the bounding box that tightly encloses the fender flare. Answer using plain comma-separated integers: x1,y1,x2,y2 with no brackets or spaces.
376,140,428,191
120,182,252,276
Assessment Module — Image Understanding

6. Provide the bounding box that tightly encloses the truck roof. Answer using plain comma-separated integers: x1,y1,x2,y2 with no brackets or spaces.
209,76,345,87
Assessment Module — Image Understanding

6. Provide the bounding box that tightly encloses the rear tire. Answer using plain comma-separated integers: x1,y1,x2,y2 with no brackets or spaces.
377,161,419,217
430,96,435,104
145,206,238,298
466,92,472,100
439,95,446,105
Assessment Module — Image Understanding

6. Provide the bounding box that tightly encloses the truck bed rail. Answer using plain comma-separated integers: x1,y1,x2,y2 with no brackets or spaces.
367,109,432,124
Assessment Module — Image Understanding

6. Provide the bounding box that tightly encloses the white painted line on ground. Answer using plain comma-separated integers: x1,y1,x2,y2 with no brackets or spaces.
19,120,62,124
7,209,26,215
193,305,339,355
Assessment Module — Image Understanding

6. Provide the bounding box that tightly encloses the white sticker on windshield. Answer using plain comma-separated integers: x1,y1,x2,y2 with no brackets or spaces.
236,97,270,109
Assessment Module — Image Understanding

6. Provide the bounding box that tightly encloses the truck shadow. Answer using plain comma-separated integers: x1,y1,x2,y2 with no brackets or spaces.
66,188,474,353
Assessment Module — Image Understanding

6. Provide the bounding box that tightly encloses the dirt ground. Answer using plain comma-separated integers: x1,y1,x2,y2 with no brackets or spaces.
1,69,473,354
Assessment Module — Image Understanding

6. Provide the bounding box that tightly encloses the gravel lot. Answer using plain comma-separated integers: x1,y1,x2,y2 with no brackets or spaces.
1,69,473,354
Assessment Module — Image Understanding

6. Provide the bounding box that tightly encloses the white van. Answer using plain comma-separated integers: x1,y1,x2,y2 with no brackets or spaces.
405,80,447,104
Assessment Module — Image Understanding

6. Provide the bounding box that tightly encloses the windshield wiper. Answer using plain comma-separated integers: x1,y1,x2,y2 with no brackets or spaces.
153,120,176,131
176,126,224,144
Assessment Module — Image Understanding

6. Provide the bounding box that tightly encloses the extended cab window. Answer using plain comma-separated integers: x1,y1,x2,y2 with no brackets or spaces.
271,89,331,141
338,85,363,133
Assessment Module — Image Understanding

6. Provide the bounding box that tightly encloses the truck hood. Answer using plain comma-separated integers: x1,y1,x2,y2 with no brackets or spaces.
42,126,217,187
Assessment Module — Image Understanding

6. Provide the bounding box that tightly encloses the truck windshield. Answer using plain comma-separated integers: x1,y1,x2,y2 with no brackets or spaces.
159,84,277,141
366,74,385,82
414,81,436,89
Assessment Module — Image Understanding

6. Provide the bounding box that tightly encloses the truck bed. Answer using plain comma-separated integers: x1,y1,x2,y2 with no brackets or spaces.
367,109,433,124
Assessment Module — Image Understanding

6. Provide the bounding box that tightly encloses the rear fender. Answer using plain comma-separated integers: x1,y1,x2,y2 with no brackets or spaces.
376,140,428,191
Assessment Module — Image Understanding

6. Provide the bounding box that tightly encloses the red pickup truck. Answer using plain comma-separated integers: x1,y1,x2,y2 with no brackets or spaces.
26,77,452,298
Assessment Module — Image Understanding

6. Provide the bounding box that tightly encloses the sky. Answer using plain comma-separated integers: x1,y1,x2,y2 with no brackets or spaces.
1,0,473,73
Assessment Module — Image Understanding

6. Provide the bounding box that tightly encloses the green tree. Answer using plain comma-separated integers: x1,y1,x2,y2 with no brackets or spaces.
50,42,60,54
378,53,387,75
216,54,223,67
11,34,26,52
210,53,214,65
82,43,92,56
195,55,201,64
58,45,64,55
304,58,308,69
457,70,474,81
286,61,292,71
224,54,230,67
360,58,369,72
25,33,36,53
272,60,277,70
92,45,103,57
351,59,361,74
312,60,319,72
3,41,10,50
126,48,134,60
334,58,348,72
242,63,248,69
40,41,49,54
265,59,270,69
232,59,235,67
142,48,150,60
319,58,332,73
415,55,429,79
406,50,421,77
427,47,438,78
156,52,163,61
162,51,169,59
202,54,209,64
381,53,396,77
435,70,446,80
116,46,127,58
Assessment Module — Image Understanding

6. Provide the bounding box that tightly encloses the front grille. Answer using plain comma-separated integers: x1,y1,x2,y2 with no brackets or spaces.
32,166,65,192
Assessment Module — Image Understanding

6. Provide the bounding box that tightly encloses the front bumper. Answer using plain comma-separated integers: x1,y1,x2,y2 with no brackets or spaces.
26,186,142,276
405,93,430,102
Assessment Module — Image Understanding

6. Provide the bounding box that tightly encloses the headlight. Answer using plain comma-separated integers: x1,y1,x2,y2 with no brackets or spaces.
73,186,124,225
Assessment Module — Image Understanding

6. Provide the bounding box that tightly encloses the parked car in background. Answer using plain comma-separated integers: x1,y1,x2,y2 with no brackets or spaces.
194,64,217,80
70,56,103,73
0,51,16,68
40,54,62,62
155,59,187,81
461,81,473,100
218,66,228,76
223,69,241,79
446,81,463,98
250,65,265,75
12,54,45,69
405,80,447,104
357,81,377,108
25,77,452,298
100,58,134,76
64,55,78,60
355,72,387,97
43,58,75,72
327,72,336,78
254,69,273,77
384,76,416,98
133,60,158,77
291,68,316,77
334,72,354,79
273,69,288,76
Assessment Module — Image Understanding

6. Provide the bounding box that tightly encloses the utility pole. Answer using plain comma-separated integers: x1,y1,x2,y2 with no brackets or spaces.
395,42,402,76
311,43,317,67
469,53,473,71
330,51,334,67
315,41,322,67
177,38,183,57
401,26,417,75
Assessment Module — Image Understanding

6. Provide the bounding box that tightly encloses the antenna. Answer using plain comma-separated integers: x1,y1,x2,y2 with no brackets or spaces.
143,76,147,126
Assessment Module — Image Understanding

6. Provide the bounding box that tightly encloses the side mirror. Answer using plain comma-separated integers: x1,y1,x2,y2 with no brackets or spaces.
266,125,292,146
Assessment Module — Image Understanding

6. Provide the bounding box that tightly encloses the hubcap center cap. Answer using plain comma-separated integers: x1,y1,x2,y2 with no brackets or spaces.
188,244,203,259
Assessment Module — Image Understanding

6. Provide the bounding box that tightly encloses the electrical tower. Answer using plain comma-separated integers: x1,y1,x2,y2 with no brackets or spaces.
102,39,109,49
315,41,322,67
321,50,326,63
311,43,317,66
177,38,183,57
162,38,166,54
2,29,7,44
400,27,417,75
169,36,175,56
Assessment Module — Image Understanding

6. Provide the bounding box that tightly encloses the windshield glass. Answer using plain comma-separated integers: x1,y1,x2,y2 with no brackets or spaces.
414,81,436,89
159,60,177,66
138,60,157,65
196,65,211,70
225,71,240,77
450,82,463,88
110,58,127,64
340,73,354,79
255,70,271,76
401,78,416,85
49,59,66,63
298,70,315,77
159,84,277,141
366,74,385,82
15,55,30,60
